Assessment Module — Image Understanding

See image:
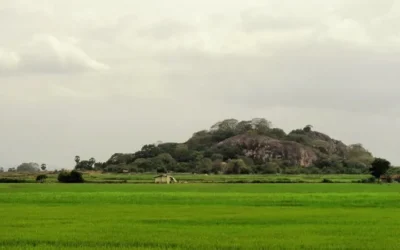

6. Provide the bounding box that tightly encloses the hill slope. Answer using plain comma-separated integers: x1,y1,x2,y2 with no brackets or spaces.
100,118,374,174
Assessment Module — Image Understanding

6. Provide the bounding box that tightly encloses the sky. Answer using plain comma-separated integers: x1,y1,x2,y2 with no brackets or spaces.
1,0,400,169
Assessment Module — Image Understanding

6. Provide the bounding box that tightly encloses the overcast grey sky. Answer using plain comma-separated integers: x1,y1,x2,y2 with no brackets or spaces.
1,0,400,169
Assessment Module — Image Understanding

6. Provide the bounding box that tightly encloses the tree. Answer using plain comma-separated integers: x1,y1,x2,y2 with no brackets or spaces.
173,144,192,162
235,120,253,135
74,156,80,165
16,163,40,172
347,144,373,165
0,167,3,173
36,174,48,183
94,162,105,171
210,119,238,132
68,170,84,183
89,158,96,168
7,167,16,172
156,153,176,169
370,158,391,179
196,158,212,174
134,144,162,159
58,170,84,183
41,164,47,171
303,125,313,132
132,158,153,172
252,118,272,135
267,128,287,139
75,160,93,171
211,153,224,161
225,159,251,174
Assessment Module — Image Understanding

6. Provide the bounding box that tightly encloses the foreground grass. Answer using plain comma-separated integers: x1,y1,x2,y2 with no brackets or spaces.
1,183,400,249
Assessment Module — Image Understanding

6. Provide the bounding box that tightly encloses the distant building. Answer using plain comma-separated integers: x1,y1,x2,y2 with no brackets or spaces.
154,174,177,184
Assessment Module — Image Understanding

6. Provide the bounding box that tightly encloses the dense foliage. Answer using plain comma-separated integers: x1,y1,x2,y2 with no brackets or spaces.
36,174,48,183
95,118,381,174
370,158,391,178
16,162,40,172
58,170,84,183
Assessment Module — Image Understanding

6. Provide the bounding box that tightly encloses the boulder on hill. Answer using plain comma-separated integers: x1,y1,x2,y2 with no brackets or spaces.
217,134,317,167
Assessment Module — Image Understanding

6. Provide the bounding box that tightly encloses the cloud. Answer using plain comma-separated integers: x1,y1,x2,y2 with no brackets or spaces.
155,38,400,118
137,19,195,40
0,48,20,70
19,35,109,73
0,34,109,76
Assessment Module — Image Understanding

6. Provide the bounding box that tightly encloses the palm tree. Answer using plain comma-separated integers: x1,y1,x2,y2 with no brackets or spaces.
41,164,47,171
74,156,80,166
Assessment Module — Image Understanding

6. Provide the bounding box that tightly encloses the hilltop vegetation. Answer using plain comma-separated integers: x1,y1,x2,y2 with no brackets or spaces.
91,118,375,174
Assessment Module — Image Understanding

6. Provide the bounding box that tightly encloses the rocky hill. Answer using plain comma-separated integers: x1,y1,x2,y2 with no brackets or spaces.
99,118,374,174
218,134,317,167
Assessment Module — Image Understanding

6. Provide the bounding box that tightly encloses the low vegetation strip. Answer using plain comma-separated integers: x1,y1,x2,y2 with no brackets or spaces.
1,190,399,208
0,172,373,184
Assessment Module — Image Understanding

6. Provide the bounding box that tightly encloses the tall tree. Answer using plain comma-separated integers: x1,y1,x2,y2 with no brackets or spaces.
303,125,313,132
75,160,94,171
370,158,391,179
0,167,3,173
74,156,80,166
41,164,47,171
252,118,272,135
89,158,96,168
235,120,252,135
210,119,239,132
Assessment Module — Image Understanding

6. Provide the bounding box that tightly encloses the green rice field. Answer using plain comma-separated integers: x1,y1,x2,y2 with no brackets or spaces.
0,172,369,183
1,183,400,249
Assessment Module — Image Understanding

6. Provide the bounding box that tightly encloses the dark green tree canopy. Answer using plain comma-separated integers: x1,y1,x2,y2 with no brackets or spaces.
370,158,391,179
58,170,84,183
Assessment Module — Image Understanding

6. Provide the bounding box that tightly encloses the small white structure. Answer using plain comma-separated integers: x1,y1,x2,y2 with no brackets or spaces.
154,174,177,184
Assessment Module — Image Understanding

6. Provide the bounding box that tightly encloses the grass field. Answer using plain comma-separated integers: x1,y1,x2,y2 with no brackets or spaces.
0,172,370,183
1,183,400,249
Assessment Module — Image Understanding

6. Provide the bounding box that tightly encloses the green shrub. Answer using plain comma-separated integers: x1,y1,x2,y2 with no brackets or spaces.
360,177,376,183
58,170,84,183
321,178,333,183
259,163,280,174
36,174,48,183
0,178,26,183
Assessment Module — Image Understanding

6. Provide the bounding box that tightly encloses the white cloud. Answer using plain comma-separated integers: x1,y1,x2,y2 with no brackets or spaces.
320,17,371,46
0,48,20,70
19,34,110,73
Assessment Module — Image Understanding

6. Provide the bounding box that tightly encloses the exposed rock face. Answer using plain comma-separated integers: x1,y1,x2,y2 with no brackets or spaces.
218,134,318,167
305,131,348,157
